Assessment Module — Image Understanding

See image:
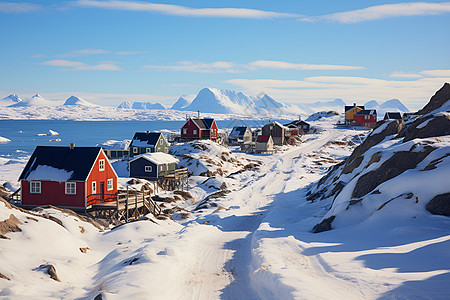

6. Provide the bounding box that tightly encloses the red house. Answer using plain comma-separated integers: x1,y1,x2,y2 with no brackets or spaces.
18,145,118,210
181,117,218,140
354,109,377,128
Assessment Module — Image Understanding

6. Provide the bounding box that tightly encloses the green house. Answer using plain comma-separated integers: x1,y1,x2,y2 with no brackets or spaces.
129,132,169,157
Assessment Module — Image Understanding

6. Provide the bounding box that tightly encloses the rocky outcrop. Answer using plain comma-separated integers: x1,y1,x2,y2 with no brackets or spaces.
397,113,450,142
426,193,450,216
312,216,335,233
346,119,404,164
0,214,22,236
417,83,450,115
352,146,435,198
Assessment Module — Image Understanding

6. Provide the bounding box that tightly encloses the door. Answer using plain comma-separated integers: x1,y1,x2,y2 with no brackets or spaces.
100,182,105,200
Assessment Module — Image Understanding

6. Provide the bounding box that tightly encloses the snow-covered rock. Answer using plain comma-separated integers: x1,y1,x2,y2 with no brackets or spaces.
0,94,21,107
63,96,98,107
306,111,339,121
364,98,410,115
170,95,194,110
0,136,11,143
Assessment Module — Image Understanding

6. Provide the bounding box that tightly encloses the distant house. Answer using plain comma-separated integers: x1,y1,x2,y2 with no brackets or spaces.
384,112,402,120
18,145,118,210
345,104,365,124
354,109,377,128
252,128,262,142
129,153,179,180
100,140,130,160
403,112,417,121
255,135,274,153
284,120,310,134
262,122,287,145
129,132,169,157
228,126,252,144
181,117,218,140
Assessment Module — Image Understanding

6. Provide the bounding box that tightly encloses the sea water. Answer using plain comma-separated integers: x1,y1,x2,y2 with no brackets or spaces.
0,119,286,158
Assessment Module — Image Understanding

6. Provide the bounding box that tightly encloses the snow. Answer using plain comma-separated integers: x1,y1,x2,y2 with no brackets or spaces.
8,94,57,107
0,94,22,106
0,114,448,299
132,152,179,165
0,136,11,143
118,101,166,110
26,165,74,181
63,95,98,107
306,110,339,121
98,139,131,150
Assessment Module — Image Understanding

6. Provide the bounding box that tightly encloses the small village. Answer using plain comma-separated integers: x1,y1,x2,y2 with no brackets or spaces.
5,104,416,225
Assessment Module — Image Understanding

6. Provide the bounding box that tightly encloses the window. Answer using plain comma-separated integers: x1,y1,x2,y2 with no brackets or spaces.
133,147,138,154
30,181,41,194
160,139,163,145
65,182,76,195
107,179,113,191
146,148,151,153
92,181,97,194
193,129,197,135
145,166,152,172
183,128,187,135
99,159,105,171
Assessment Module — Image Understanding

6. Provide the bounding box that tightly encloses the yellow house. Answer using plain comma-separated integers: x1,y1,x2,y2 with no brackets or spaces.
345,104,365,123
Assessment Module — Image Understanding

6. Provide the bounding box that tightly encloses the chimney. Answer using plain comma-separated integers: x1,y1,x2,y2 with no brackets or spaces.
146,131,150,134
197,110,200,119
69,143,75,149
353,103,356,107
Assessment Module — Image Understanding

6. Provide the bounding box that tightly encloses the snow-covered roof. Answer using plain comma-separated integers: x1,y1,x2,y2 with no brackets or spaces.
230,126,249,136
27,165,74,182
131,152,179,165
99,139,131,150
131,132,164,147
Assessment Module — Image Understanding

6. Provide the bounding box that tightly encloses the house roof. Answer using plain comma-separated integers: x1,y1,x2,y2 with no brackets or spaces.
130,152,179,165
202,118,215,129
230,126,249,136
131,132,164,147
356,109,377,115
384,112,402,119
284,120,310,127
256,135,272,143
19,146,102,181
345,105,365,112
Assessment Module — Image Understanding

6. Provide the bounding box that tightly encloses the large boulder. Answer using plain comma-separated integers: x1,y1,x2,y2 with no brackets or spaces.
426,193,450,216
397,113,450,142
417,83,450,115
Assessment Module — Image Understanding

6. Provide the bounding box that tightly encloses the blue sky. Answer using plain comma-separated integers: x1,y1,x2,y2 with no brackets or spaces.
1,0,449,109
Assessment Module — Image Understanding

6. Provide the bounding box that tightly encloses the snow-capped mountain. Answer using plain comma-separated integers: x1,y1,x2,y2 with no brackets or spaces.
117,101,166,110
178,88,303,116
297,99,346,115
365,99,410,115
0,94,22,106
63,96,98,107
8,94,56,107
171,95,194,110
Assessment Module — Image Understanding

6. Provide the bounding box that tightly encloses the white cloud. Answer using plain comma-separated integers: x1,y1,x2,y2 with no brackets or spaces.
73,0,301,18
249,60,365,71
144,61,245,73
59,48,110,57
303,2,450,23
225,76,450,110
116,50,145,55
0,2,41,13
420,69,450,77
389,71,424,78
41,59,121,71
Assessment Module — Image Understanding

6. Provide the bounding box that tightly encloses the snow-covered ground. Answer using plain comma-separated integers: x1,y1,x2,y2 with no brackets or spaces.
0,116,448,299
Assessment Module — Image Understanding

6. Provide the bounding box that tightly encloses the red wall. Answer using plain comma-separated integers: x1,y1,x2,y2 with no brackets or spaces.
181,119,201,138
209,121,218,138
86,151,117,198
354,114,377,124
21,180,85,208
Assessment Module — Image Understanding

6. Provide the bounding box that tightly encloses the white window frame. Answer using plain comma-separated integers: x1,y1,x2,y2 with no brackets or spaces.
145,166,152,172
146,148,151,153
65,182,76,195
183,128,187,135
133,147,138,154
30,181,41,194
107,178,113,191
99,159,105,171
92,181,97,194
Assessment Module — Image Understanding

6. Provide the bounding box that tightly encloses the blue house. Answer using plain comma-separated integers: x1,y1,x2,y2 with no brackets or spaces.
129,153,179,180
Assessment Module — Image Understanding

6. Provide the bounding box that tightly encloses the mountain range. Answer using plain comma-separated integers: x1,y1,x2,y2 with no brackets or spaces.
1,89,411,117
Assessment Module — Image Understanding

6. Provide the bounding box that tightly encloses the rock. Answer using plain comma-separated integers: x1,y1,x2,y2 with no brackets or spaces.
0,272,11,281
0,214,22,235
35,264,60,282
367,152,382,166
79,247,90,253
352,146,435,198
417,82,450,115
397,113,450,142
94,294,102,300
347,119,404,165
426,193,450,216
173,190,193,200
312,216,335,233
341,156,363,175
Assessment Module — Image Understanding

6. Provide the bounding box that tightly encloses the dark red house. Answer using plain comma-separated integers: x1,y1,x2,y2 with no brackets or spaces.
181,117,218,140
354,109,377,128
18,145,118,210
